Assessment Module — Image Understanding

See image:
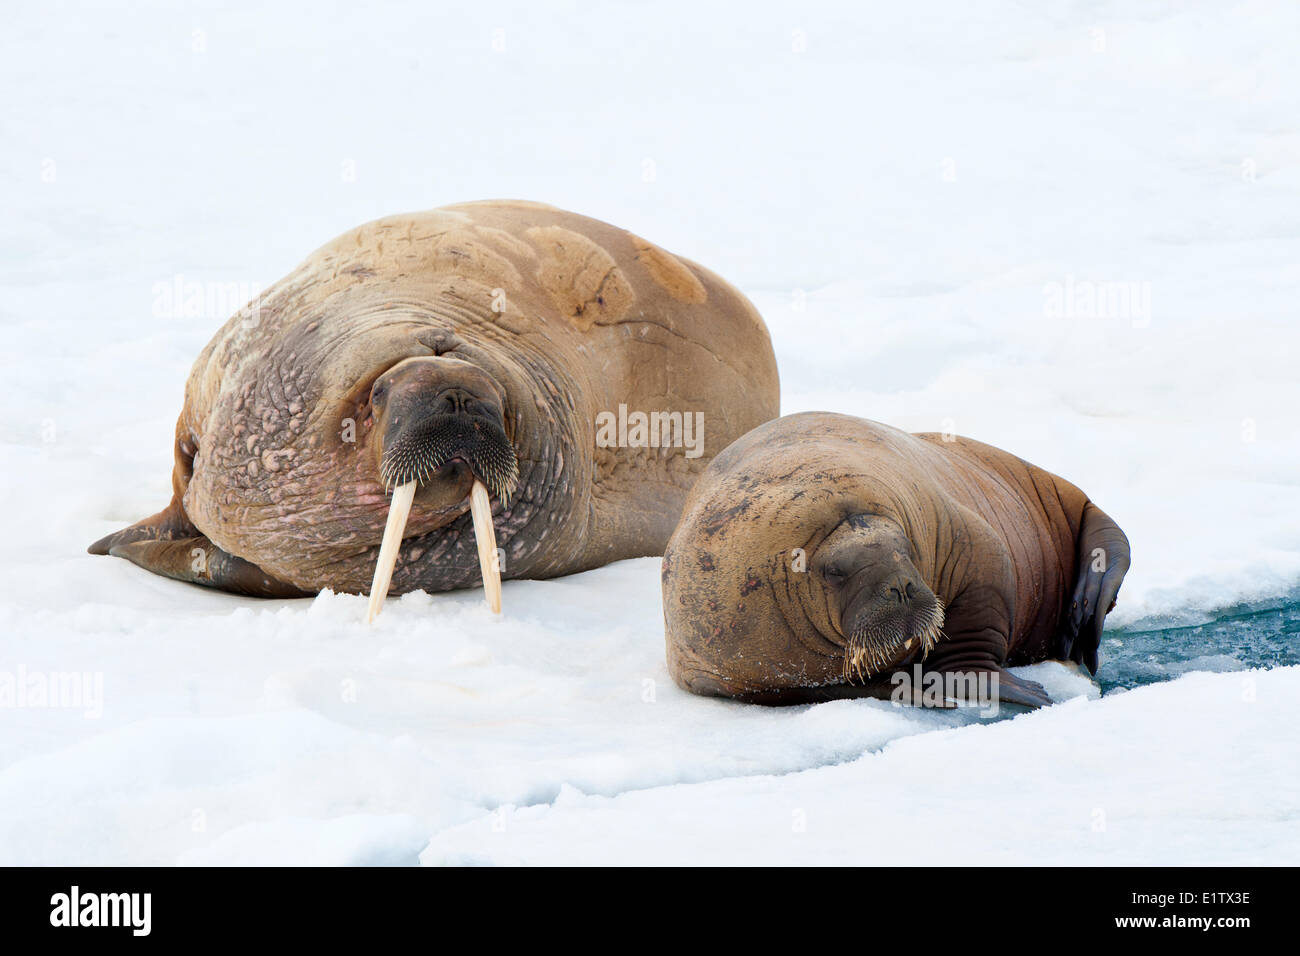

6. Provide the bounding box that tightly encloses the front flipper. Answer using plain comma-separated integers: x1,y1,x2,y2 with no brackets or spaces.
1060,501,1131,675
922,619,1054,710
88,498,197,556
90,498,308,597
966,667,1051,708
918,662,1052,710
109,536,310,597
922,510,1052,709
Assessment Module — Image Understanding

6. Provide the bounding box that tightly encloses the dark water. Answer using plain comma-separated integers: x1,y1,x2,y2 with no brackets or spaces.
1097,592,1300,694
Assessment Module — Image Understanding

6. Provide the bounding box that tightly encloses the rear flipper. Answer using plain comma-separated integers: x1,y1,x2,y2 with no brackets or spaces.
89,500,309,598
1060,501,1131,675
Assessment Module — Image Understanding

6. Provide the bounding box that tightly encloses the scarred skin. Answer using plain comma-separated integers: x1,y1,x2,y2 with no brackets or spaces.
90,200,780,596
662,412,1130,707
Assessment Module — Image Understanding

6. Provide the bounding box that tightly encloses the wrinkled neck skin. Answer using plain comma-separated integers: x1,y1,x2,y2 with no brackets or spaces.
189,284,590,594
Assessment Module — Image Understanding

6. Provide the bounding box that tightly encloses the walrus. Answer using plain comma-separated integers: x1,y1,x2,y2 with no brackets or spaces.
662,412,1130,708
89,200,780,614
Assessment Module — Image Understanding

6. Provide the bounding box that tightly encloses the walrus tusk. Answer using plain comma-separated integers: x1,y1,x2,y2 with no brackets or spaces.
366,479,501,622
366,480,416,623
469,479,502,614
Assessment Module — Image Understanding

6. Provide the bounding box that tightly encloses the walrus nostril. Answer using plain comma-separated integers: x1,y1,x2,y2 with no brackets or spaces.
436,387,474,415
886,577,915,604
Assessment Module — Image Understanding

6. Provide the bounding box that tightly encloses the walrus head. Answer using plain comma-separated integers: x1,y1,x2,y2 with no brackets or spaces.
662,413,949,700
814,514,944,681
365,354,520,620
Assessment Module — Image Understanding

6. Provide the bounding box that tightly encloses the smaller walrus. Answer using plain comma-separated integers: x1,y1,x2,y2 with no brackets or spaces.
662,412,1130,708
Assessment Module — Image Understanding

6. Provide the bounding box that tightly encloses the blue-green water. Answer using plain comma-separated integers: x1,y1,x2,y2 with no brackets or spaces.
1098,593,1300,694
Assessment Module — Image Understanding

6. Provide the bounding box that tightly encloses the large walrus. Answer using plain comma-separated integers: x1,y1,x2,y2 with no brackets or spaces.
662,412,1130,708
90,200,780,612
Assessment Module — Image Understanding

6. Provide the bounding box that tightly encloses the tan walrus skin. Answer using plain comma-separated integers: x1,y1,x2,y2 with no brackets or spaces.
662,412,1130,708
89,201,780,598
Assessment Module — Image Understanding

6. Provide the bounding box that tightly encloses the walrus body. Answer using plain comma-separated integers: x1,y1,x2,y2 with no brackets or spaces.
662,412,1130,708
90,201,780,597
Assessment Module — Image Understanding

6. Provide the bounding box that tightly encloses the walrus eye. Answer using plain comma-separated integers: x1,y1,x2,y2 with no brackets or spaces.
823,564,847,584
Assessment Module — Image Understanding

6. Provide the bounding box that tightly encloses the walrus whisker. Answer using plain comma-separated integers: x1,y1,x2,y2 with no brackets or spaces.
366,480,416,623
379,413,520,507
843,600,946,681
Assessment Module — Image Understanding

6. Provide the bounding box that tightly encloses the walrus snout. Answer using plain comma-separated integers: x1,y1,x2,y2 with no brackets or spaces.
378,410,519,502
839,574,945,681
817,515,945,679
366,356,517,621
841,571,939,637
364,356,519,622
371,356,519,501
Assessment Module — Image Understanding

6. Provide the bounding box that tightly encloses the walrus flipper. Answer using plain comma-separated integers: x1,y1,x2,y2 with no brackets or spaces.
987,668,1052,708
1061,502,1131,675
923,662,1053,710
90,500,307,598
108,535,310,598
88,498,197,557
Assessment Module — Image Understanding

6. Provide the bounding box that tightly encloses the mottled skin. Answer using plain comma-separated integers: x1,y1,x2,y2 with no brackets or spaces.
90,200,780,596
663,413,1130,708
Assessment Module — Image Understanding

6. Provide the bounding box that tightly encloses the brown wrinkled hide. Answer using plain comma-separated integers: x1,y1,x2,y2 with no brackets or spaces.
663,412,1129,703
92,201,780,595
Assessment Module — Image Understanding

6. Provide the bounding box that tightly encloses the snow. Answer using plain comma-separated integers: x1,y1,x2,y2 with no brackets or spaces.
2,1,1298,865
424,668,1297,866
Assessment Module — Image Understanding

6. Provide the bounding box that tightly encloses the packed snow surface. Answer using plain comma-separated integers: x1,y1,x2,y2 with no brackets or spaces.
2,1,1298,864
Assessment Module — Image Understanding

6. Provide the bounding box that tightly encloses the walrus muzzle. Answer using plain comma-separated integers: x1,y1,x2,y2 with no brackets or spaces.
378,413,519,501
366,357,520,622
816,514,946,681
842,587,945,682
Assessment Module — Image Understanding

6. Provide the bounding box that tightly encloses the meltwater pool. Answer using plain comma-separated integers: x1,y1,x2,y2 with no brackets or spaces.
1098,592,1300,694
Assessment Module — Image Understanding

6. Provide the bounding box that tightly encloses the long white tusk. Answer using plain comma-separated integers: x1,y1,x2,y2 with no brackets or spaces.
366,480,417,623
468,479,502,614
